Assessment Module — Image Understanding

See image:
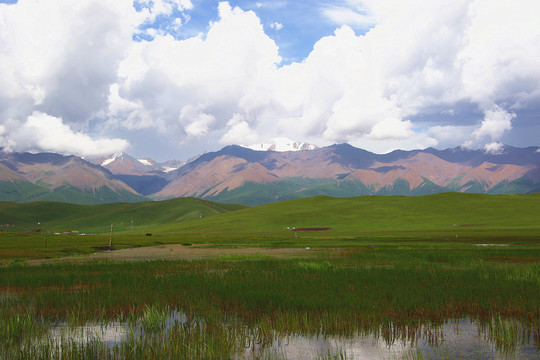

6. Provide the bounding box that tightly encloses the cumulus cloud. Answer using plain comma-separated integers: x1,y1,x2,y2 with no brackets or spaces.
483,142,506,155
111,1,281,140
467,106,516,147
220,114,261,145
135,0,193,22
2,112,128,157
280,0,539,151
0,0,139,156
0,0,137,123
368,118,414,140
133,0,194,39
1,0,540,159
180,105,216,137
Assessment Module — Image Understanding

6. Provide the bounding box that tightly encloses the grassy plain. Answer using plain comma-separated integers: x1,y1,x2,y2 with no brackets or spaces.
0,193,539,358
1,192,539,260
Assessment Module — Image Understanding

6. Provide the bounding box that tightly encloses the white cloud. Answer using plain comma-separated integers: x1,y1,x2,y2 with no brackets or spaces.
0,0,138,122
483,142,505,155
135,0,193,22
220,114,260,145
0,0,138,156
321,4,377,28
112,1,281,139
1,0,540,159
270,22,283,31
3,112,128,157
349,132,438,154
459,0,540,108
279,0,540,152
428,125,475,148
470,106,515,144
368,118,414,140
180,105,216,137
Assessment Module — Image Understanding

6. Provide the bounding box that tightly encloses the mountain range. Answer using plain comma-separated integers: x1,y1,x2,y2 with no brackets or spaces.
1,143,539,205
0,152,145,204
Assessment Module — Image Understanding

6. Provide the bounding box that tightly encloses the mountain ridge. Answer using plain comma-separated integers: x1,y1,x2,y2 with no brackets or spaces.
152,143,540,204
0,151,146,204
1,143,539,205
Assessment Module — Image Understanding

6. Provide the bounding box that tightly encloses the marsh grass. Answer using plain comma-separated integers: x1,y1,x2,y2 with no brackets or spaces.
138,305,168,333
1,248,538,359
484,316,526,353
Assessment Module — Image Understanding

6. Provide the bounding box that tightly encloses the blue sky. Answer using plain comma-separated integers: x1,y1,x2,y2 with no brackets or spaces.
0,0,539,161
133,1,374,63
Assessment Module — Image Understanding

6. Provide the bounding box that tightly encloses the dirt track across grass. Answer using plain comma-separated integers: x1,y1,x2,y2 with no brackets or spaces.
26,244,317,265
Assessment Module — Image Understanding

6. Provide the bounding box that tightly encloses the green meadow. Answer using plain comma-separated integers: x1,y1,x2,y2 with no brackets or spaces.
0,193,539,359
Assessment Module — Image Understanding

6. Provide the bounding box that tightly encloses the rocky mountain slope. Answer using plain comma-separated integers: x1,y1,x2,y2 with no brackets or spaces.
1,144,539,205
152,144,540,205
95,153,183,196
0,152,145,204
98,153,183,175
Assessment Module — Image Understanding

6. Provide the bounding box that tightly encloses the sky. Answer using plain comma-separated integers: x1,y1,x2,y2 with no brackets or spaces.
0,0,539,161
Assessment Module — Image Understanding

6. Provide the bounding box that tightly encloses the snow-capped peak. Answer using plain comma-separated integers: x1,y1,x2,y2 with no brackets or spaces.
244,138,318,152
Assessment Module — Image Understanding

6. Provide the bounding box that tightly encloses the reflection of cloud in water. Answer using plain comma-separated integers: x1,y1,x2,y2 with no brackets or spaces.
243,319,537,360
243,334,412,359
49,322,127,348
415,319,538,360
47,310,189,348
46,314,537,359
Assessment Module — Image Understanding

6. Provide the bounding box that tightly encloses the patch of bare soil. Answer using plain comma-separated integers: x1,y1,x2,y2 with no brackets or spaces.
483,256,540,263
294,228,331,232
26,245,318,265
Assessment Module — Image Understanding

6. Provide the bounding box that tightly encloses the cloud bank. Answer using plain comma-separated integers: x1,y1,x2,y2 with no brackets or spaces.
0,0,539,159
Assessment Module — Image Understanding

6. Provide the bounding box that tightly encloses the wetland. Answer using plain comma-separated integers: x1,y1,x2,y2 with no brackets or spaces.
0,193,539,359
1,241,538,359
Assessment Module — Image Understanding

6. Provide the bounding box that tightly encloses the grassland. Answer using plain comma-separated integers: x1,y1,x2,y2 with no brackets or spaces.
0,196,246,233
0,193,538,358
1,192,538,261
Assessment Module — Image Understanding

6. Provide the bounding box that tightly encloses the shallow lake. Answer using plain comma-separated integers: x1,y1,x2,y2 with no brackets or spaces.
47,313,538,359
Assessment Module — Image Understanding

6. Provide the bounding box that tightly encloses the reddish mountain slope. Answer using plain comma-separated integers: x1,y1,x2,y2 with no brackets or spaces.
154,155,278,198
152,144,540,203
0,152,145,204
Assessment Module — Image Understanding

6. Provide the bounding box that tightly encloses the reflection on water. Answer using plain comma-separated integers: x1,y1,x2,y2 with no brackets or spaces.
49,321,127,348
242,319,537,359
48,310,190,348
243,333,412,360
46,314,538,359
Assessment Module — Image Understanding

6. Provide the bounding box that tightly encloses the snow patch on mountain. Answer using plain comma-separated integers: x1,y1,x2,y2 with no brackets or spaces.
101,153,122,166
244,138,318,152
137,158,153,166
